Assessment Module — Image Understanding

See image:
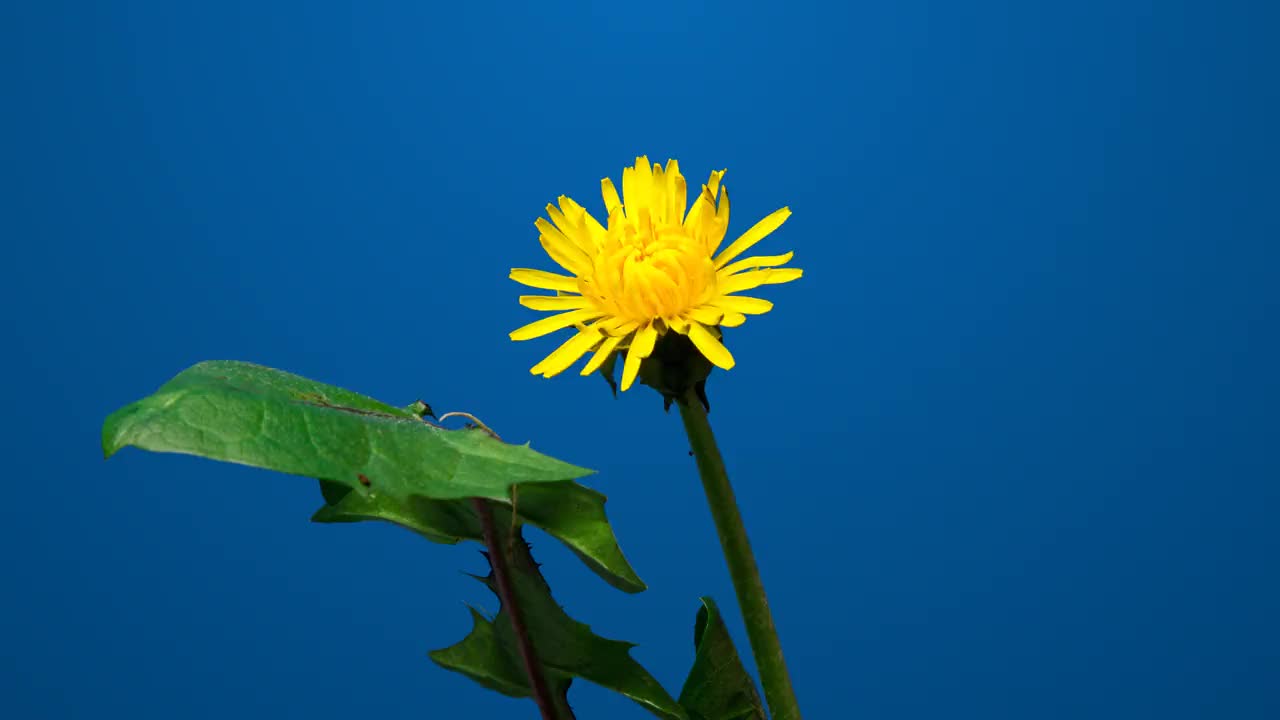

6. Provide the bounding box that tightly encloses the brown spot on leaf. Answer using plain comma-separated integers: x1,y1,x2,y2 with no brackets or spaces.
358,473,372,487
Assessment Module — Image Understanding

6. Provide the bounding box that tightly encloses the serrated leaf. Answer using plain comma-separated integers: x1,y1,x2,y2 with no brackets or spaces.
312,479,646,593
678,598,765,720
431,533,686,720
428,606,535,698
102,361,592,502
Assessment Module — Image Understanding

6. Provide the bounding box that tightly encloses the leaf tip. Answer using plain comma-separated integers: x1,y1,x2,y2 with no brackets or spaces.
101,396,152,460
100,415,128,460
101,436,118,460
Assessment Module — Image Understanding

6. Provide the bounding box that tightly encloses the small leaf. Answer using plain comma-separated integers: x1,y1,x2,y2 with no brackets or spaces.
678,598,765,720
405,399,436,419
312,479,646,593
431,533,686,719
103,361,592,502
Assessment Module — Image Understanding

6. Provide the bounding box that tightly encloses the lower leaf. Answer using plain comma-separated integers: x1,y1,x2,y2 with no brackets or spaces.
430,531,686,720
678,598,766,720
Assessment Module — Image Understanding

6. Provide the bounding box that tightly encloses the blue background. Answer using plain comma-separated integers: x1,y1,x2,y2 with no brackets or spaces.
5,1,1277,718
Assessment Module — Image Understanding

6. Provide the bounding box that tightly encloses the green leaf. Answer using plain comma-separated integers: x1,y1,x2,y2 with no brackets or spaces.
313,479,477,545
431,533,686,720
102,361,592,502
312,479,646,593
678,598,766,720
428,604,578,718
428,606,534,698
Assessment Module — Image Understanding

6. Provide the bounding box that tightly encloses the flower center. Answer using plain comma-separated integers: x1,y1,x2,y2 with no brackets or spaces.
581,210,717,324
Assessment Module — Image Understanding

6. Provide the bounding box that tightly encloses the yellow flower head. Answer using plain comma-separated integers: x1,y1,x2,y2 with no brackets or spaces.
509,156,802,392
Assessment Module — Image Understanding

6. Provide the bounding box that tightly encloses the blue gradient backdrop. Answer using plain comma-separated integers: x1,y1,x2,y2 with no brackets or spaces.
5,2,1278,718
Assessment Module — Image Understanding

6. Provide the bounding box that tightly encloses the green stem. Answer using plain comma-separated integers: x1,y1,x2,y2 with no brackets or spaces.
677,390,803,720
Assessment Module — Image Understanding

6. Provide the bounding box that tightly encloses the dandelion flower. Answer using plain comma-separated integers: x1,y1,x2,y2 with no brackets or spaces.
509,156,802,392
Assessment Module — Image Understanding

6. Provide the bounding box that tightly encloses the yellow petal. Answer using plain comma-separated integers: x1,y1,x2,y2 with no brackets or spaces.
581,333,625,375
651,162,667,222
618,320,659,391
597,317,641,336
547,202,593,254
714,207,792,270
519,295,592,311
536,218,591,275
510,309,603,341
687,306,725,325
539,237,589,277
687,322,736,370
667,159,687,223
720,312,746,327
601,177,623,216
717,251,795,278
717,268,803,295
710,295,773,314
622,159,653,217
632,322,658,358
620,342,643,392
620,166,635,215
707,186,732,255
560,195,606,241
683,183,715,229
531,328,601,377
707,169,725,201
605,205,626,233
509,268,580,292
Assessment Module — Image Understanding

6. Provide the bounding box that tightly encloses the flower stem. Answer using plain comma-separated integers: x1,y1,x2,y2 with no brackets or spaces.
471,497,564,720
677,390,803,720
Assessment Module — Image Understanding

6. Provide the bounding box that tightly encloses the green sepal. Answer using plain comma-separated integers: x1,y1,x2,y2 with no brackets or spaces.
598,350,620,397
639,332,714,411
